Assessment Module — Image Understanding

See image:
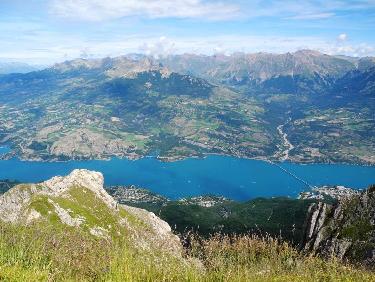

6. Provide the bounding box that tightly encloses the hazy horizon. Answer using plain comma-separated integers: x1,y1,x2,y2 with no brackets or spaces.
1,0,374,64
2,48,374,69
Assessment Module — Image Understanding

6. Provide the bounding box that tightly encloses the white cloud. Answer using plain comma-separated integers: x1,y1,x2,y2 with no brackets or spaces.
134,35,375,59
337,33,348,41
1,31,374,65
49,0,241,21
79,47,94,59
331,43,375,57
139,36,176,58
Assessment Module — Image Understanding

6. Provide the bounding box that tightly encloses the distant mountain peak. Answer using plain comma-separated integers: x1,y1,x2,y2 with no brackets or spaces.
156,50,369,87
0,61,41,74
51,56,171,79
293,49,324,56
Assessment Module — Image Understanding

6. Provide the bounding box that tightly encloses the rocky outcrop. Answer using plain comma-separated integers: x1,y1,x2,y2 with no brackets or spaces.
0,169,182,255
0,169,115,222
302,185,375,266
42,169,117,209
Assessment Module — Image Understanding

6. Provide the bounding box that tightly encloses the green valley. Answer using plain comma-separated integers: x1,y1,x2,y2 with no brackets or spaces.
0,52,374,164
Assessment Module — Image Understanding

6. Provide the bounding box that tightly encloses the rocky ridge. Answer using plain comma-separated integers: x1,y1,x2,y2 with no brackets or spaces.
302,185,375,266
0,169,181,254
157,50,375,94
52,56,170,79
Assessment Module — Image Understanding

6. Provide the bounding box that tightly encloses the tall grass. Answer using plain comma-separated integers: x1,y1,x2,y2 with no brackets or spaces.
0,223,373,281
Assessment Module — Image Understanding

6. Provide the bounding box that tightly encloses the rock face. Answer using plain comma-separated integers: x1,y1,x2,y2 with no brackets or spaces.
0,169,182,254
0,169,114,222
42,169,117,209
302,185,375,266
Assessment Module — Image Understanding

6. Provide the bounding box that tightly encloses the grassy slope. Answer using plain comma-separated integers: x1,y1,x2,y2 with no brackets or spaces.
1,184,374,281
0,187,373,281
0,223,374,281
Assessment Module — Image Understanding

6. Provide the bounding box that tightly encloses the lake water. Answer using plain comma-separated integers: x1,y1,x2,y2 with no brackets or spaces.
0,156,374,201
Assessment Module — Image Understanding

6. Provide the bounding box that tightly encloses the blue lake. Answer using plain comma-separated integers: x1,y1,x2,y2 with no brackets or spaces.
0,156,374,201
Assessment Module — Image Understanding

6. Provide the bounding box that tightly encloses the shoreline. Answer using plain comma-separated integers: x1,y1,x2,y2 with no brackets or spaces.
1,151,374,167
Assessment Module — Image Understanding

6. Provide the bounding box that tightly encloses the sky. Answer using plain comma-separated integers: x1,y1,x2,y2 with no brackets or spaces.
0,0,374,65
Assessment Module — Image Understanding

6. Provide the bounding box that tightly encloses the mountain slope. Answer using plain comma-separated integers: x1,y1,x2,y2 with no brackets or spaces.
0,53,374,164
0,62,40,74
108,185,313,243
332,67,375,98
0,57,275,161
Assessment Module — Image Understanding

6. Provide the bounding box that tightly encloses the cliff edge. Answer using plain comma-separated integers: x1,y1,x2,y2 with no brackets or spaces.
303,185,375,266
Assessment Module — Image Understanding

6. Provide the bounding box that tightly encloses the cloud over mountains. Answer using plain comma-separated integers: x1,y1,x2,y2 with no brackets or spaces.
0,0,374,63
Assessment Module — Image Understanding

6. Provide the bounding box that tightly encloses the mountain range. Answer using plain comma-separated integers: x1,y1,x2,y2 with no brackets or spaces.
0,50,374,164
0,61,41,74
